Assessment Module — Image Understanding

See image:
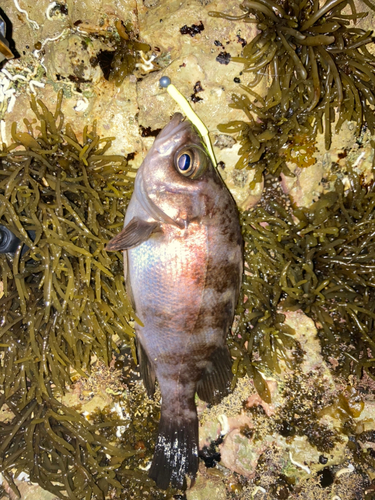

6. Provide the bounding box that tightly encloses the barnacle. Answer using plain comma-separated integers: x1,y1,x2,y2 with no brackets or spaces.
274,373,340,452
233,159,375,391
210,0,375,184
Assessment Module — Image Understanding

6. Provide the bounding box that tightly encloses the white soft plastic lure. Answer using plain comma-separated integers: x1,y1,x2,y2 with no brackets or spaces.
159,76,217,168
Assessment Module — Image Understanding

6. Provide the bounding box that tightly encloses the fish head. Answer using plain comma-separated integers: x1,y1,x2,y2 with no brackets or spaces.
134,113,223,227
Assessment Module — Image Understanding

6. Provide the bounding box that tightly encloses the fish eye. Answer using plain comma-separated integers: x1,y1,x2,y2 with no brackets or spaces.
178,153,192,172
175,145,207,179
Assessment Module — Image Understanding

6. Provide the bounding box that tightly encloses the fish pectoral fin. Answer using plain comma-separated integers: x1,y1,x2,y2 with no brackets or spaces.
105,217,160,251
137,341,156,397
197,345,233,405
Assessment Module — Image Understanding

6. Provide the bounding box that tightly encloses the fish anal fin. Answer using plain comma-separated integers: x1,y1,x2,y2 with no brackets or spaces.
137,341,156,397
197,346,233,405
105,217,160,251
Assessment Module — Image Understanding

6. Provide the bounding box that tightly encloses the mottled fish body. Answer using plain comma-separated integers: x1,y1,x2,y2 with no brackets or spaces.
107,113,242,489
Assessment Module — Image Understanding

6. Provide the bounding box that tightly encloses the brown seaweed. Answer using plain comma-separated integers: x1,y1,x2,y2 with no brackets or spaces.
108,21,151,86
210,0,375,184
0,92,160,499
232,162,375,393
0,91,136,398
0,395,136,500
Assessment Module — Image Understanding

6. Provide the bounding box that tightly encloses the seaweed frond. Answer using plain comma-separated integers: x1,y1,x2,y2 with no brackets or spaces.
211,0,375,184
232,160,375,390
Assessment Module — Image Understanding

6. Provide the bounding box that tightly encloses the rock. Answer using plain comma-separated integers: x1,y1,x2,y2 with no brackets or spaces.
220,143,264,210
1,476,59,500
1,0,375,498
43,33,104,83
66,0,138,27
220,426,259,478
282,310,334,384
186,466,227,500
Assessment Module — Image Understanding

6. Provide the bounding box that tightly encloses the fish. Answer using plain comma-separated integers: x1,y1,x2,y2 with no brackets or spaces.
106,113,243,490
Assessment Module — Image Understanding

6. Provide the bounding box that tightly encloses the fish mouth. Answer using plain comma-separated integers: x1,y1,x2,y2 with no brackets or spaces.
154,113,196,152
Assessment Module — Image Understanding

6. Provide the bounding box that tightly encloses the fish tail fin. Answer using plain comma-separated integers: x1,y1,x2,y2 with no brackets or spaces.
197,345,233,405
149,402,199,490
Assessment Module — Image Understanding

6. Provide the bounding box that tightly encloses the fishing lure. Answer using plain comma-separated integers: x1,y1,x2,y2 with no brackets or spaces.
159,76,217,167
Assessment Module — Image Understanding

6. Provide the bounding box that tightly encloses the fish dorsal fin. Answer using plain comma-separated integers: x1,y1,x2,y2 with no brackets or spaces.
106,217,160,251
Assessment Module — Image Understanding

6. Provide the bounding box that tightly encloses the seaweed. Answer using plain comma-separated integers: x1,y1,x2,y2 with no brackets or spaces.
229,206,299,401
232,162,375,391
0,91,155,498
0,90,136,397
86,381,173,500
210,0,375,184
0,394,136,500
108,21,150,86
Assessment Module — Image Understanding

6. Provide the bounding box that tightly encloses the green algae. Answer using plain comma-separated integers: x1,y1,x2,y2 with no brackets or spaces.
210,0,375,185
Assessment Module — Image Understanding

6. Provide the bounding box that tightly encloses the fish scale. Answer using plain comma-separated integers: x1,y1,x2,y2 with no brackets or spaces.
130,227,208,349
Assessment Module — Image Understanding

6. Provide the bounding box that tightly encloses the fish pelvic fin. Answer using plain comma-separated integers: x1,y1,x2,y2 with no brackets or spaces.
197,345,233,405
137,341,156,397
105,217,160,251
149,402,198,490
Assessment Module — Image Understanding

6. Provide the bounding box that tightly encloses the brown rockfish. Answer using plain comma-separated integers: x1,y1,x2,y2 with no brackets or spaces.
106,113,242,490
